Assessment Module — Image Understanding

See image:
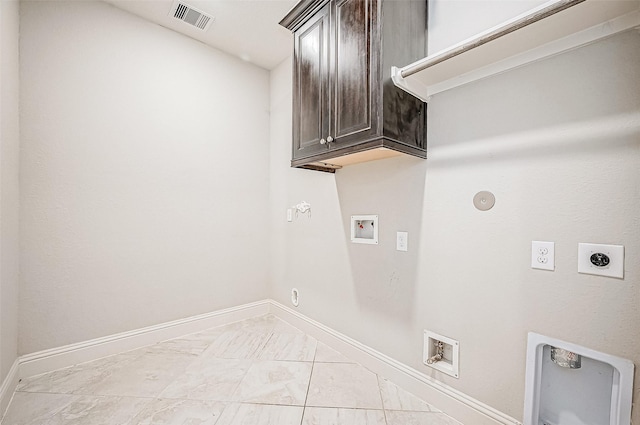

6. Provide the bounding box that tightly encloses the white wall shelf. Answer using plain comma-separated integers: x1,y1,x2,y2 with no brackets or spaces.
392,0,640,102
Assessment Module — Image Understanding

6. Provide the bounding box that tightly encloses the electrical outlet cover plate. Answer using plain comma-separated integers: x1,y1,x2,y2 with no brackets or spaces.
578,243,624,279
531,241,555,271
396,231,408,251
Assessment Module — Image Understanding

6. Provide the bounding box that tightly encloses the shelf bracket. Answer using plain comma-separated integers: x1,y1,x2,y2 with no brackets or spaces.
391,66,431,103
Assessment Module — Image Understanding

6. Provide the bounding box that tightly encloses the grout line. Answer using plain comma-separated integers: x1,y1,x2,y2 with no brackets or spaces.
377,375,390,425
302,404,390,411
298,340,319,425
227,358,256,404
217,357,314,363
12,391,157,399
214,400,391,411
210,399,232,425
251,331,275,360
151,350,204,400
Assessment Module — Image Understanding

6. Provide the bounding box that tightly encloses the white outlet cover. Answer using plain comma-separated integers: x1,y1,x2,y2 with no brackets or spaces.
396,231,408,251
531,241,555,271
578,243,624,279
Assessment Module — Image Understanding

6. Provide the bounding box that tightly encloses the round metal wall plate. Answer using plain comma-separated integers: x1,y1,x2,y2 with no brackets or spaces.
473,191,495,211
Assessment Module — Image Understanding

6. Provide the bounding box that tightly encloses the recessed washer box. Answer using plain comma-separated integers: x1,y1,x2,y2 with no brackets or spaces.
423,330,459,378
351,215,378,244
524,332,634,425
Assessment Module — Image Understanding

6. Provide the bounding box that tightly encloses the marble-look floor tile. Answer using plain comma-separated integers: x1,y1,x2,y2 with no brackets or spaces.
159,358,251,401
16,353,137,394
385,410,463,425
177,325,232,344
232,360,312,405
202,330,270,360
272,319,305,335
147,337,213,356
127,398,226,425
214,403,304,425
378,377,440,412
306,363,383,409
1,392,150,425
50,395,150,425
1,392,75,424
301,407,386,425
76,351,197,398
4,315,463,425
257,333,317,361
314,343,354,363
223,315,279,334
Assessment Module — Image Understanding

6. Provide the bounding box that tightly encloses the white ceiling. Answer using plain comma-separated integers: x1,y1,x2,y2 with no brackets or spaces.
102,0,298,70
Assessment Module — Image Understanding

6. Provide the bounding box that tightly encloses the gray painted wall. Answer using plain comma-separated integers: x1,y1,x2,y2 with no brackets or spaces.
0,0,20,387
269,30,640,421
427,0,546,53
18,1,271,354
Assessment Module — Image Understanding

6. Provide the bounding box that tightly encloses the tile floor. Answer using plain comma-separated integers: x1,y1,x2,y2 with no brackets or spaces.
1,314,461,425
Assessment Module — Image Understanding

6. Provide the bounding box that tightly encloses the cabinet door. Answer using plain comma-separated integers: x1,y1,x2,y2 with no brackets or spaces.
330,0,378,147
292,3,331,160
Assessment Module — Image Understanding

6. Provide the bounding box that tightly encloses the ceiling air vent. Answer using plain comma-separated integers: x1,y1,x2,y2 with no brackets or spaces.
170,1,214,31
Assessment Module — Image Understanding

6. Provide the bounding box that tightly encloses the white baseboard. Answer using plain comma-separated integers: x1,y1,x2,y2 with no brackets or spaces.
268,300,522,425
0,359,19,422
19,300,270,378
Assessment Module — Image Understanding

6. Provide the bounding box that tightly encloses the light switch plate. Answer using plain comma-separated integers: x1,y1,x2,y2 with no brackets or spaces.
578,243,624,278
531,241,555,271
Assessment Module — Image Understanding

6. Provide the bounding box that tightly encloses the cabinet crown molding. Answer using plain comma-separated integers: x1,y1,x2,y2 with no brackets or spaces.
279,0,330,30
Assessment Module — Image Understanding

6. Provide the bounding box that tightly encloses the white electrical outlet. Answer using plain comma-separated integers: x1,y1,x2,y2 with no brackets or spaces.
287,209,293,222
531,241,555,271
396,232,408,251
578,243,624,279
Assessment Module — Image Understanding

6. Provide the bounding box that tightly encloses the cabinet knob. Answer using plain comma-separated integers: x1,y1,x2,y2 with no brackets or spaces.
327,136,334,143
320,138,326,145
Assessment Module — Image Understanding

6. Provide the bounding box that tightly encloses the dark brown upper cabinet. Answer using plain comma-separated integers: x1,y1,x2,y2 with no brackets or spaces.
280,0,427,172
